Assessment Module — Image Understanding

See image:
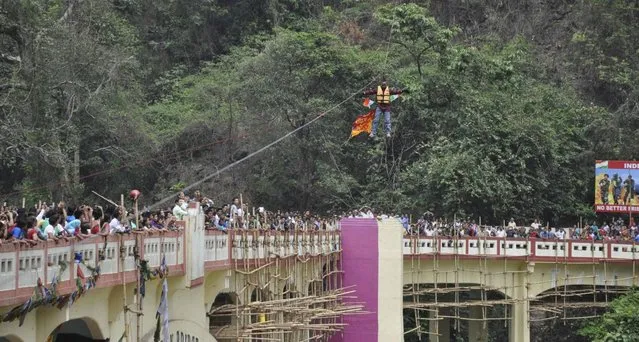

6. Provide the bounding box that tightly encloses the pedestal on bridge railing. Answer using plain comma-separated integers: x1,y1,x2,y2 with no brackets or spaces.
331,218,404,342
184,202,205,288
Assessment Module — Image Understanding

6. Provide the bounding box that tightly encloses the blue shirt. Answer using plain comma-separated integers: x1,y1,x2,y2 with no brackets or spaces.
65,219,81,235
66,215,76,223
401,216,409,229
12,227,23,239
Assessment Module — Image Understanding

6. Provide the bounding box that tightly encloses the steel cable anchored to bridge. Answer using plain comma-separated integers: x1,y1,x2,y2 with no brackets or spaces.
149,79,375,209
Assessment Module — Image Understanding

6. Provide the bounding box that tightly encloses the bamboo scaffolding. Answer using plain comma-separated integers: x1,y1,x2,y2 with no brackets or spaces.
209,231,363,341
401,227,639,339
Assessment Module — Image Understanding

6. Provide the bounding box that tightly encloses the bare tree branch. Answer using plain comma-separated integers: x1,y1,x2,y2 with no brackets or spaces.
0,83,28,92
58,0,85,23
83,55,134,110
0,53,21,64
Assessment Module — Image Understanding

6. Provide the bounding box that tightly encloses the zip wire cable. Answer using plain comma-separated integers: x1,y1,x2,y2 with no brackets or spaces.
149,80,375,209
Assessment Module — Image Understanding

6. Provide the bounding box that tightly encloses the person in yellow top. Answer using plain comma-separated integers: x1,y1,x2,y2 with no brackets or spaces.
363,81,405,138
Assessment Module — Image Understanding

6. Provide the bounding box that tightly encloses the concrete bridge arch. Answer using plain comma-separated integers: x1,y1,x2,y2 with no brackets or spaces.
47,317,106,341
527,261,638,298
403,282,511,342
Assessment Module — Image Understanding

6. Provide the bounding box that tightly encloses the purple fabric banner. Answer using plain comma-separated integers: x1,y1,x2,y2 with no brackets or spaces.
330,218,378,342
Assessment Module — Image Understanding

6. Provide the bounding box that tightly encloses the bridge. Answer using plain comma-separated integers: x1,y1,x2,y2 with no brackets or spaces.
0,211,637,342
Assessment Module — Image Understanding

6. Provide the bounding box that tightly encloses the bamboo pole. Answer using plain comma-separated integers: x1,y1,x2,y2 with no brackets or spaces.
240,193,244,229
92,190,119,207
135,196,142,342
209,230,367,342
120,194,130,342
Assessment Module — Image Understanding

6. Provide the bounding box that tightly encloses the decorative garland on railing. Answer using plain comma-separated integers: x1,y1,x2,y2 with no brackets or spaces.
0,244,172,327
137,257,169,298
0,255,101,326
0,240,108,326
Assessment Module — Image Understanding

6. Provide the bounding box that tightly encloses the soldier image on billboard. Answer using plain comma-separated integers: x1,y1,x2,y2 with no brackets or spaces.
612,174,622,204
599,173,610,204
624,175,636,205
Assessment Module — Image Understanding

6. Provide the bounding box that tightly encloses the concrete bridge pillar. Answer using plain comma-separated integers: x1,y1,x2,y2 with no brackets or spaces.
509,300,530,342
428,310,450,342
468,306,488,342
332,218,404,342
509,262,533,342
428,310,438,341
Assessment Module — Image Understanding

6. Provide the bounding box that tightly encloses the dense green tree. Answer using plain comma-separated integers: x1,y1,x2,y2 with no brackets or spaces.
580,289,639,341
0,0,636,231
375,3,459,77
0,0,152,202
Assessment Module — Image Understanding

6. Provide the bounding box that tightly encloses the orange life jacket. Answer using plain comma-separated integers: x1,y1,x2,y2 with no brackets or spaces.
376,86,390,104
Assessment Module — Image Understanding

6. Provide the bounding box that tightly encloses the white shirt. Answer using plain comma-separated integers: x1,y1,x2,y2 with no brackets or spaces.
497,230,506,238
44,224,57,237
173,204,188,220
109,218,125,233
230,204,238,222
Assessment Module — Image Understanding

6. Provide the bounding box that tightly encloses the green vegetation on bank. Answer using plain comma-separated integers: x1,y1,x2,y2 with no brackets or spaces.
580,289,639,341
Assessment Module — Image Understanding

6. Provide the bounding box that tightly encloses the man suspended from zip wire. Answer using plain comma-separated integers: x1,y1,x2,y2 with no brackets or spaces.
363,80,406,138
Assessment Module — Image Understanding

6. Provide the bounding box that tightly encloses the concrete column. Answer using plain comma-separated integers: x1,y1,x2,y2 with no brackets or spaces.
428,310,451,342
440,317,451,342
428,310,439,342
509,262,532,342
509,300,530,342
468,307,488,342
377,220,404,342
332,218,403,342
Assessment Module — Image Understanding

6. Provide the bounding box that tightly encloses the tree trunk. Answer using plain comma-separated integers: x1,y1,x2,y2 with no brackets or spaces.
61,163,70,201
73,145,80,188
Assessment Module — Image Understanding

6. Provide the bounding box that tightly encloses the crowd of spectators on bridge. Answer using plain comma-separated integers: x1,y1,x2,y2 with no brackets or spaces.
409,215,639,242
0,193,196,246
347,208,639,242
2,193,639,246
0,190,343,246
200,195,339,232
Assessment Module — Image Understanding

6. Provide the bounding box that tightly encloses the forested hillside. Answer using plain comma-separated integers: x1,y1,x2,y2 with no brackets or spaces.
1,0,638,224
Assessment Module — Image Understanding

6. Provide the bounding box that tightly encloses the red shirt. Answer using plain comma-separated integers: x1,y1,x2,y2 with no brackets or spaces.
27,228,38,240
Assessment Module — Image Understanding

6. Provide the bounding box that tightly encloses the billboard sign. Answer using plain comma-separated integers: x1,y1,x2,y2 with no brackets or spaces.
595,160,639,213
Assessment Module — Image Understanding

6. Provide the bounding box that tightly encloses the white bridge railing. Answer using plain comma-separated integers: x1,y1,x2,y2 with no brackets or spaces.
0,225,340,307
403,237,639,260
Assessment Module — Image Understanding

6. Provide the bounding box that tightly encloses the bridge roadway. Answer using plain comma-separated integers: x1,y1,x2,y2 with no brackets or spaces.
0,213,638,341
